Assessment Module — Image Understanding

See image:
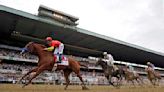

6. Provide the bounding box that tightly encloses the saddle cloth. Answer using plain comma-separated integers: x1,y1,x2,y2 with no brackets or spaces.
55,55,69,66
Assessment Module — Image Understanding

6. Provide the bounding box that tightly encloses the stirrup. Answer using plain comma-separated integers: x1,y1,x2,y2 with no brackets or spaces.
56,61,61,63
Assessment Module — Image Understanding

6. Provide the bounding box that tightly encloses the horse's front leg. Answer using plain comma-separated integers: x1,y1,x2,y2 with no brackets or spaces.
117,75,123,87
22,65,47,88
135,78,141,86
17,67,38,84
107,75,115,87
115,77,121,89
131,80,136,87
155,78,160,86
150,79,156,86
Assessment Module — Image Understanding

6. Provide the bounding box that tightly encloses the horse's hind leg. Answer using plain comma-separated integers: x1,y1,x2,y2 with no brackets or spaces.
77,73,88,90
63,69,72,90
17,67,38,84
75,71,88,90
139,77,144,85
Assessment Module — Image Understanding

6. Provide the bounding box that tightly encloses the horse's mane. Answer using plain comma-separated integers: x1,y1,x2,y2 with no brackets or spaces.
30,42,46,49
98,59,107,66
28,42,53,56
38,44,47,48
97,59,109,70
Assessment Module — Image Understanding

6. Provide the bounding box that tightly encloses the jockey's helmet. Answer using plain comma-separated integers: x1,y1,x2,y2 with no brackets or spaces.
147,62,151,65
103,52,107,55
46,37,52,41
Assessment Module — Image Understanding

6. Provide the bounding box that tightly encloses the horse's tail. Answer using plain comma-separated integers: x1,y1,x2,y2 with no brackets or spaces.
155,72,162,79
78,62,89,69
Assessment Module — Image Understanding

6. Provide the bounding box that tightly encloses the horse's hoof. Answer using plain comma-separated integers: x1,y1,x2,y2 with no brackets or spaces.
64,87,67,90
82,87,89,90
16,81,20,84
22,83,27,88
116,86,120,89
22,85,26,88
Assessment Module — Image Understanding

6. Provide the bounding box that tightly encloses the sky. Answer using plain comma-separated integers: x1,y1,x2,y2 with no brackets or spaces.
0,0,164,53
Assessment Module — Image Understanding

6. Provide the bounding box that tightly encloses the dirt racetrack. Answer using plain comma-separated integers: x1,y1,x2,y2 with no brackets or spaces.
0,84,164,92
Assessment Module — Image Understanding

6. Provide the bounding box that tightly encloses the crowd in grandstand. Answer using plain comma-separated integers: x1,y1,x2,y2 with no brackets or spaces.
0,48,38,60
0,45,164,85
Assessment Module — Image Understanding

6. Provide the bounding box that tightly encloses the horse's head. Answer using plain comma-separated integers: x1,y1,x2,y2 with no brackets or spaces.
95,58,107,67
21,42,48,55
145,67,148,72
21,42,40,54
122,66,129,74
95,58,112,73
145,67,154,74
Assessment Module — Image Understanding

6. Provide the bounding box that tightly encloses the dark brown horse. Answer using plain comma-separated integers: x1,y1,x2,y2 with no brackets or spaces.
17,42,88,90
145,67,161,86
122,67,144,86
95,58,124,88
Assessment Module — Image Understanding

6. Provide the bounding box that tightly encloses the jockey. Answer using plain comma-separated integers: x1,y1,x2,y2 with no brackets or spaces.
147,62,155,71
44,37,64,63
126,64,134,71
103,52,118,71
103,52,114,65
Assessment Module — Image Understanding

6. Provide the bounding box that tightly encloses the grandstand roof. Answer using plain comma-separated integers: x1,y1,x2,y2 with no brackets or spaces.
1,5,164,67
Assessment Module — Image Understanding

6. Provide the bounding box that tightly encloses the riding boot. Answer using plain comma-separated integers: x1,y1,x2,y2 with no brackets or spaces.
56,54,62,63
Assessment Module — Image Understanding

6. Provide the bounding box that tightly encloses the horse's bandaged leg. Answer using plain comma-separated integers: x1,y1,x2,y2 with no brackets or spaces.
52,64,57,72
30,72,36,77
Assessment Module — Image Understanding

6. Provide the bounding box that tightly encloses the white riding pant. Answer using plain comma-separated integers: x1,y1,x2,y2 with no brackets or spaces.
53,43,64,55
107,60,114,66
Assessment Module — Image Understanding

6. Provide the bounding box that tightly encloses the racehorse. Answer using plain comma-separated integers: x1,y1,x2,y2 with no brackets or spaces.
122,67,144,86
95,58,123,88
145,67,161,86
17,42,89,90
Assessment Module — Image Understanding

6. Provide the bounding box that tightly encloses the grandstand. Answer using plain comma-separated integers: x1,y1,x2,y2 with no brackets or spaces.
0,44,164,85
0,5,164,85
